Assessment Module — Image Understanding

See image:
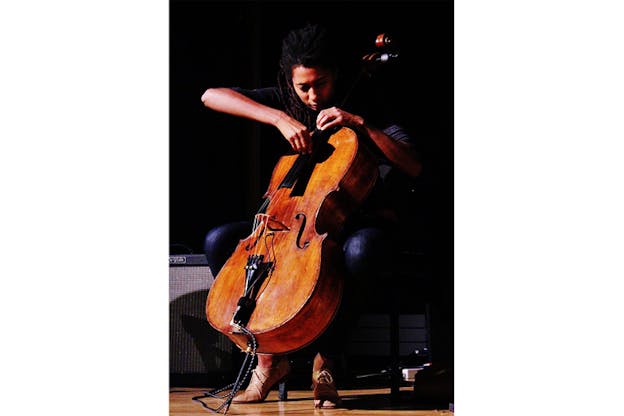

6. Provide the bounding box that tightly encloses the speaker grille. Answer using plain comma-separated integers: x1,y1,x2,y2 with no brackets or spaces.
169,257,232,375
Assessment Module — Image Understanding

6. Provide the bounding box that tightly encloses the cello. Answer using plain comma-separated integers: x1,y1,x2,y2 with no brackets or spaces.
201,32,399,413
205,124,379,354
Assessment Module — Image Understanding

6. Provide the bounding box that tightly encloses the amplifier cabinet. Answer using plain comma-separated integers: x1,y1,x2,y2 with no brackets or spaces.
169,254,232,384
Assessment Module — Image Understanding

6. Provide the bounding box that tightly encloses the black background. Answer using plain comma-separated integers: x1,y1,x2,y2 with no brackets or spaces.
170,0,453,256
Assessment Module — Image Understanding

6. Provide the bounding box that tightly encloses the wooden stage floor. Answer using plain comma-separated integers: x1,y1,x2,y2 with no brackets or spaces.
170,386,453,415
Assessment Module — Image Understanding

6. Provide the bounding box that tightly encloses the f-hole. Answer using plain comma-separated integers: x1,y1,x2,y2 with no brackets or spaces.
295,213,309,249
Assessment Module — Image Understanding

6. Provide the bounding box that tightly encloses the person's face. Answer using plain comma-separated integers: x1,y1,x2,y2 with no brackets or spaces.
291,65,336,111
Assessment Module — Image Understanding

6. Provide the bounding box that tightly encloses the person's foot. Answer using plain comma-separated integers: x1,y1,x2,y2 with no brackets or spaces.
232,356,290,403
312,353,341,408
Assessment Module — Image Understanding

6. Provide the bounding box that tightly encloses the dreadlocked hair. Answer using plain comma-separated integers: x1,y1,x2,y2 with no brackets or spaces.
277,23,343,131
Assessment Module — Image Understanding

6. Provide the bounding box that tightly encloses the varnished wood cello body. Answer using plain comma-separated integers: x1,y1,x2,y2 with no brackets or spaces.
205,126,379,354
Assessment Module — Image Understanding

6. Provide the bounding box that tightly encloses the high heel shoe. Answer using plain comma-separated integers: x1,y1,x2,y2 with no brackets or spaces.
312,353,342,408
232,356,290,403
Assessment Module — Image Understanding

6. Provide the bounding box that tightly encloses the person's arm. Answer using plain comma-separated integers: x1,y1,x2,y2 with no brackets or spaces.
315,106,422,178
201,87,313,153
360,122,422,178
201,87,282,125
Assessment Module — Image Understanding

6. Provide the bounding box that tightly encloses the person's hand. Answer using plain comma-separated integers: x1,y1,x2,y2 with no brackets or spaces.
316,107,364,132
275,115,313,154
